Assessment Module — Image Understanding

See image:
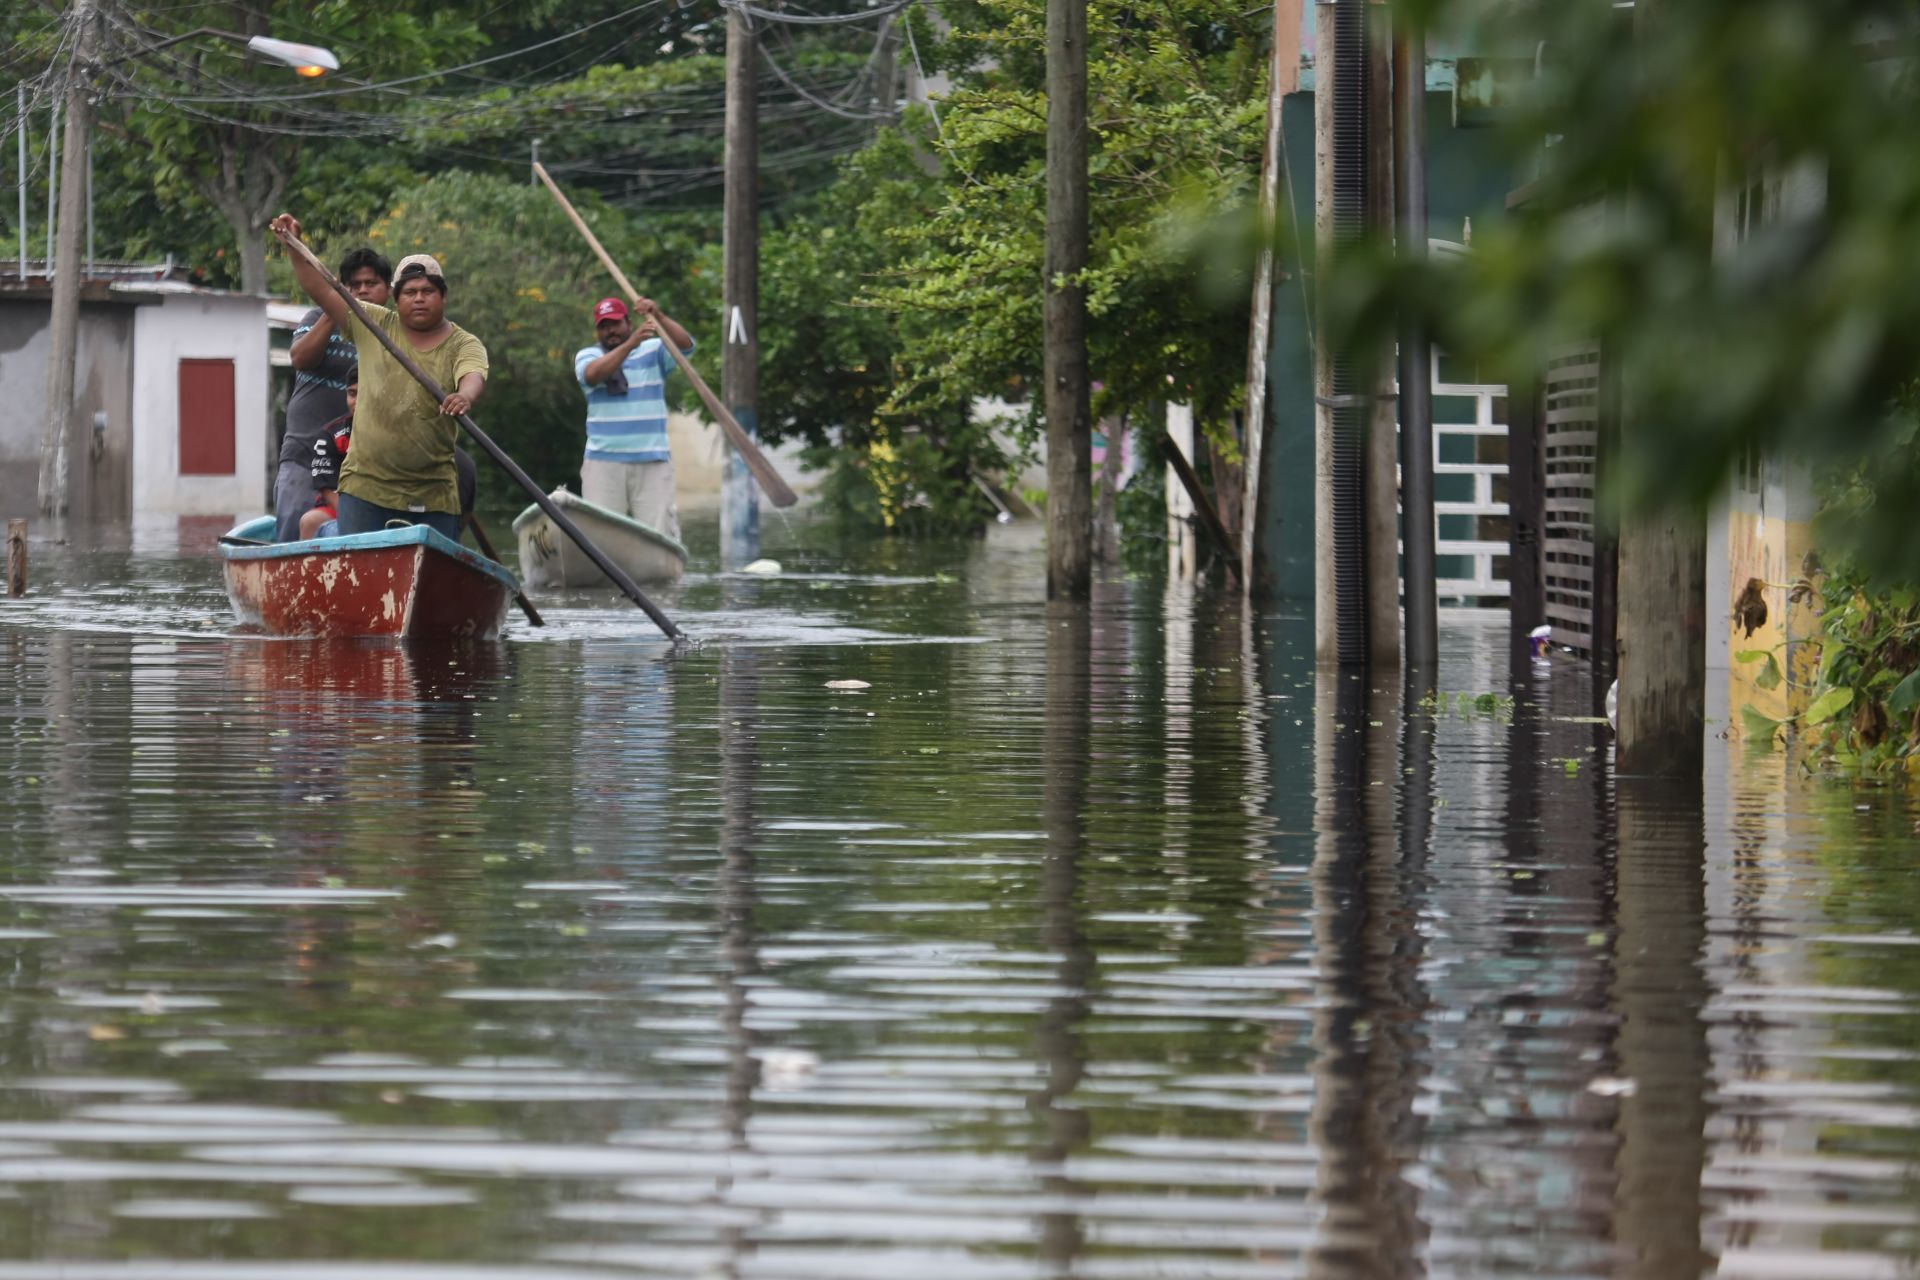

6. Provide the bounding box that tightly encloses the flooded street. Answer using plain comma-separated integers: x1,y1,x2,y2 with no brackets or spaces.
1,517,1917,1279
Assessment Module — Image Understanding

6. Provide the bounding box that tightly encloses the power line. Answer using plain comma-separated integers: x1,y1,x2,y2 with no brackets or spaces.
720,0,916,26
112,0,684,105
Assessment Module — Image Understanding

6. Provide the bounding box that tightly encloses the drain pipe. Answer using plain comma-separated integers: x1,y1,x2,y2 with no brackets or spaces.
1394,15,1437,670
1313,0,1373,667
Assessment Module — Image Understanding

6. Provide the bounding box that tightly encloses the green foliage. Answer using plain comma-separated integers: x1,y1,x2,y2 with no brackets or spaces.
861,0,1267,455
1735,462,1920,773
1799,557,1920,776
1341,0,1920,583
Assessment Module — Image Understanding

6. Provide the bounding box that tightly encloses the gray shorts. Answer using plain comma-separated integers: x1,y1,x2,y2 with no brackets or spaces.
581,457,680,543
272,459,318,543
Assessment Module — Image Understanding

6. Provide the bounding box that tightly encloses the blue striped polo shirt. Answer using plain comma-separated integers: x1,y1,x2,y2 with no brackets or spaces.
575,336,693,463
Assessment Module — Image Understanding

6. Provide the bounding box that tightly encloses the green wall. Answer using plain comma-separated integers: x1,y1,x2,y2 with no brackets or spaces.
1256,90,1519,603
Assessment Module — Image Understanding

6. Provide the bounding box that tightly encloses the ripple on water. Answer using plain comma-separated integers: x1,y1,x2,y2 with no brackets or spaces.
2,545,1919,1277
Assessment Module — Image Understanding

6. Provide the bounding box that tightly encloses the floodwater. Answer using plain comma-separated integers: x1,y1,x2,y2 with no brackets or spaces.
1,514,1917,1280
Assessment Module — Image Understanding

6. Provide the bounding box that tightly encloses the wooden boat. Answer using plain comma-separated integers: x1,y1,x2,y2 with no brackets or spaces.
217,516,519,640
512,486,688,590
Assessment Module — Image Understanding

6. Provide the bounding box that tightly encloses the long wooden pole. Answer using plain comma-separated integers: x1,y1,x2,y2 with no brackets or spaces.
466,513,544,628
532,163,797,509
1162,433,1241,585
272,226,682,642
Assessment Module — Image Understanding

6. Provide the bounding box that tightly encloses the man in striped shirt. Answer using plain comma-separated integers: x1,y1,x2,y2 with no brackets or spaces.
574,296,695,541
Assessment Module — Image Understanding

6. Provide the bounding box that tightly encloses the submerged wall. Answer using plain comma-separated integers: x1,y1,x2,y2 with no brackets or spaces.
0,297,139,523
130,292,270,518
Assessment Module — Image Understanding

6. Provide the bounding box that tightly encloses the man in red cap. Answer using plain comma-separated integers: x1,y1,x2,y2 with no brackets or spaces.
574,295,695,540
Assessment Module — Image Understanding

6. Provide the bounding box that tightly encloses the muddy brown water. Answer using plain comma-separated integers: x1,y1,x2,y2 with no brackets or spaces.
0,515,1915,1278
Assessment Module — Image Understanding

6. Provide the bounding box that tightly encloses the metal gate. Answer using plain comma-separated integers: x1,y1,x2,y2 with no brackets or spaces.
1541,342,1603,655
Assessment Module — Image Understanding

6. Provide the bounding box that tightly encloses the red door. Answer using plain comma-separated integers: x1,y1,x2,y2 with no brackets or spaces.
178,357,236,476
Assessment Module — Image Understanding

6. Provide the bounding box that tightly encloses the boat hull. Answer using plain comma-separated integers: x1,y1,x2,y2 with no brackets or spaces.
513,488,688,590
218,519,517,640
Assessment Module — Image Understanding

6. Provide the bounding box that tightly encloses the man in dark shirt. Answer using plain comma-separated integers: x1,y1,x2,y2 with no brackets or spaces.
273,247,391,541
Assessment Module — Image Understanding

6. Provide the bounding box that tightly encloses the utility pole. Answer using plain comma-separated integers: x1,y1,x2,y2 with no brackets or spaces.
1615,0,1703,776
721,6,756,564
721,5,761,567
39,0,99,518
1240,0,1302,597
1393,11,1436,670
871,15,899,130
1044,0,1091,599
16,86,26,280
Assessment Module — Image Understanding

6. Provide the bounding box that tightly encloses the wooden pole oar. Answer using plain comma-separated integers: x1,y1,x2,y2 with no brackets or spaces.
1162,432,1241,585
272,224,683,643
466,513,544,628
533,162,798,509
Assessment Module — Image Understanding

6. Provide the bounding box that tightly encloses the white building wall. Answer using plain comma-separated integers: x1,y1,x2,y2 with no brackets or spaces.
131,292,269,517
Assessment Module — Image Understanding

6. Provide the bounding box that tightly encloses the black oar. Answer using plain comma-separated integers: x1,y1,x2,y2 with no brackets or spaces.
465,513,544,628
273,225,681,643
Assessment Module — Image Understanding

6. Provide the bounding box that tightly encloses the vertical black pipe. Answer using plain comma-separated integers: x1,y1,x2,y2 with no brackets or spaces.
1329,0,1371,667
1505,378,1545,674
1393,21,1436,670
1591,337,1620,697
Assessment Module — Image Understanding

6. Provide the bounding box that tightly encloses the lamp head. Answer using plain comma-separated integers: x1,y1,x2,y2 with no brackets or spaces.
245,35,339,77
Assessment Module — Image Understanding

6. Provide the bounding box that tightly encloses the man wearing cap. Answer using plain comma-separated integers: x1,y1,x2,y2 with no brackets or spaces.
272,247,390,542
272,212,489,540
575,296,695,540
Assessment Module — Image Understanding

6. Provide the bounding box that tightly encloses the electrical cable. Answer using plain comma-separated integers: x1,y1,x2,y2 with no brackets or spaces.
720,0,916,26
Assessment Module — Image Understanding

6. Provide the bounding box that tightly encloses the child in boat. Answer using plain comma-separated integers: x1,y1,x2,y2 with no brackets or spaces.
298,372,357,540
300,375,476,540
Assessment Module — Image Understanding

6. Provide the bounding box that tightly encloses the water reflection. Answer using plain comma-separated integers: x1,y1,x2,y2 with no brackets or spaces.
0,531,1917,1277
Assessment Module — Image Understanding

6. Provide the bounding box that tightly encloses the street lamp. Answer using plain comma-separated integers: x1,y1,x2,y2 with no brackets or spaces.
245,36,341,78
36,10,340,517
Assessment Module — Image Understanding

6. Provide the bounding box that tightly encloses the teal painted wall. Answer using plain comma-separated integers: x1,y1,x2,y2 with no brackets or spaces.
1255,90,1519,602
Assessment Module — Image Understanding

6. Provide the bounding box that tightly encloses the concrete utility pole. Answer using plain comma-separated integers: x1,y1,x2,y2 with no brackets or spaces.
1043,0,1092,599
16,86,25,280
1616,507,1706,774
1614,0,1703,775
721,4,761,567
38,0,99,518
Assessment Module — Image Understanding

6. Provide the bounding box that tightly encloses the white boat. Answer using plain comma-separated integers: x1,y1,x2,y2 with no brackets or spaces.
512,486,688,590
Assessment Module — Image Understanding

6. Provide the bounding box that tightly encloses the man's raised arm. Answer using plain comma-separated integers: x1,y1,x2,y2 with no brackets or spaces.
269,213,352,331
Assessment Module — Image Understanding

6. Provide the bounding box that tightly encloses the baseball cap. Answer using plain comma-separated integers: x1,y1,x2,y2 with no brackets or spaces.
594,297,629,323
393,253,445,284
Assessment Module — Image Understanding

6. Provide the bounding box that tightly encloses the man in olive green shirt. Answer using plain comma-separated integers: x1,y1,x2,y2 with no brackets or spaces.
272,214,488,540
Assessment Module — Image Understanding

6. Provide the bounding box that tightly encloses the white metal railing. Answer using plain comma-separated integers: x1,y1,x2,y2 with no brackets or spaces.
1400,355,1511,608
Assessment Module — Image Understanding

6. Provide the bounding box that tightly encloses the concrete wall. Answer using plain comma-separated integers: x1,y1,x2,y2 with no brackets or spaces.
0,299,138,523
131,293,269,517
1706,159,1828,729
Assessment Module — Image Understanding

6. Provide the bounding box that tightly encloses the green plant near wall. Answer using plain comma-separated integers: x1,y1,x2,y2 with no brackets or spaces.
1737,459,1920,776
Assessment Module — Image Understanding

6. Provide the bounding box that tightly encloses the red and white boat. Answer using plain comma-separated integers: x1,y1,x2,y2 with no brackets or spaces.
217,516,519,640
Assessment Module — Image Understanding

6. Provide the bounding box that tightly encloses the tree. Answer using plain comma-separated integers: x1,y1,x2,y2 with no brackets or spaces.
104,1,484,293
865,0,1267,451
